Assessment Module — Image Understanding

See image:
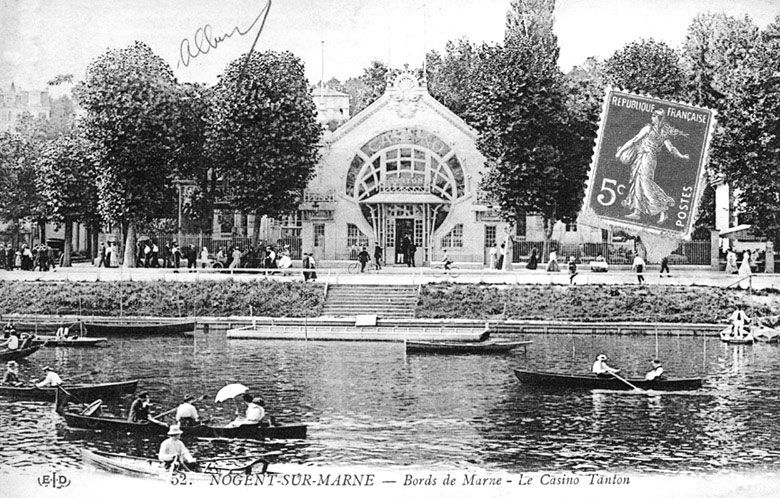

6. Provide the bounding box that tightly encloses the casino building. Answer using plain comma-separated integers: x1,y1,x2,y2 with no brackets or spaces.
298,70,602,265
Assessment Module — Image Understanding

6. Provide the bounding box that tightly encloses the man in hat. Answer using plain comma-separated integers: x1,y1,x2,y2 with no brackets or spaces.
35,366,63,388
1,327,19,350
175,394,200,427
592,354,620,378
2,361,21,386
645,359,665,381
159,424,198,471
568,256,578,285
128,392,152,423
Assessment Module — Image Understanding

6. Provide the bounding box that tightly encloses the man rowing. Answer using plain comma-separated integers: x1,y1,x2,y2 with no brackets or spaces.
35,366,63,388
2,361,22,386
1,330,19,351
592,354,621,378
159,424,199,471
128,392,152,422
175,394,200,427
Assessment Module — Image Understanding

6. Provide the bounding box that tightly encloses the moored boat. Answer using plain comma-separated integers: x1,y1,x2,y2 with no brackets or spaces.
0,379,138,402
405,340,531,354
751,326,780,343
83,321,196,336
719,326,754,344
31,336,108,347
0,345,41,361
59,408,307,440
82,449,272,482
513,369,703,391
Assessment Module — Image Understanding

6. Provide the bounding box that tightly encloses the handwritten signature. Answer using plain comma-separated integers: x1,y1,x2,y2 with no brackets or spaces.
178,0,272,69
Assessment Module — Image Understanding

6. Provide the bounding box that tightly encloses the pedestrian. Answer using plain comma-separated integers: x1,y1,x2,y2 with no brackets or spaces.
308,253,318,281
21,245,32,271
302,252,311,282
104,242,112,268
143,241,152,268
373,242,383,270
400,234,411,265
200,245,209,268
187,244,198,269
568,256,578,285
172,242,181,269
96,242,106,267
358,246,370,272
738,250,752,289
546,250,559,272
725,248,738,274
0,243,6,270
497,243,505,270
659,256,670,277
632,253,646,285
229,246,242,269
527,247,538,270
151,241,160,268
488,243,498,270
407,241,417,267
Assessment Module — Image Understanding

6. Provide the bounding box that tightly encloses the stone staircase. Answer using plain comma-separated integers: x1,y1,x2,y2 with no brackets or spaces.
321,284,418,318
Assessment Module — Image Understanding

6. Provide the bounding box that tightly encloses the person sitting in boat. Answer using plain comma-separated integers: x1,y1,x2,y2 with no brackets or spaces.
3,322,16,338
592,354,620,378
644,359,665,381
729,306,750,338
1,330,19,351
128,392,152,422
55,326,69,339
159,424,199,471
226,394,266,427
35,366,63,388
2,360,22,386
175,394,200,427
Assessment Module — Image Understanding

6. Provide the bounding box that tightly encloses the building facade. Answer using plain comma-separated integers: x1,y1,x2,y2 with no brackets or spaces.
0,83,50,132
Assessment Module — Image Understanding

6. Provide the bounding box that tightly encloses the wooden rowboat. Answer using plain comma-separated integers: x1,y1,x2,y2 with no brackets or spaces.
31,336,108,347
0,379,138,402
405,340,531,354
0,345,41,361
83,321,196,336
514,369,703,391
719,326,754,344
751,326,780,343
82,449,272,482
59,408,307,440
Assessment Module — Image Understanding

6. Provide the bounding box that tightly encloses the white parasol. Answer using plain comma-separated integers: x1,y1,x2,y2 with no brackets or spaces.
215,383,248,403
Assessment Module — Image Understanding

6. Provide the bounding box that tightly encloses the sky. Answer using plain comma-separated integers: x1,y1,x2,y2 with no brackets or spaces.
1,0,777,92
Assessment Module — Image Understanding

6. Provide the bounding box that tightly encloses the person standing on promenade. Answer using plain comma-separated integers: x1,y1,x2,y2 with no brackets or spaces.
408,241,417,267
373,242,383,270
546,250,559,272
357,246,370,273
400,234,411,265
632,254,646,285
568,256,578,285
229,246,242,269
497,243,505,270
302,252,311,281
200,245,209,268
725,248,738,274
659,256,670,277
527,247,538,270
151,241,160,268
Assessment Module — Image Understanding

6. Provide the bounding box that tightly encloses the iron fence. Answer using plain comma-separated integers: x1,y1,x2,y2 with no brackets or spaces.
512,240,711,265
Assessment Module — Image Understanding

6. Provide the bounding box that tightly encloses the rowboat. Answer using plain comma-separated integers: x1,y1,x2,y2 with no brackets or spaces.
0,379,138,402
83,321,196,336
405,340,531,354
82,449,272,482
719,326,754,344
31,336,108,347
59,408,307,440
513,369,704,391
0,345,41,361
751,326,780,343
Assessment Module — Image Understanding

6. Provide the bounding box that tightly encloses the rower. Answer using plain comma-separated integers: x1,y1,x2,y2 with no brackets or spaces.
592,354,620,378
1,330,19,351
35,366,63,388
159,424,199,471
128,392,152,422
175,394,200,427
644,359,665,381
2,360,22,386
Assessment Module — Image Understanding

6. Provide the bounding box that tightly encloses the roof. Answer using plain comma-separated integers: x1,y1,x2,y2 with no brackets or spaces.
359,192,447,204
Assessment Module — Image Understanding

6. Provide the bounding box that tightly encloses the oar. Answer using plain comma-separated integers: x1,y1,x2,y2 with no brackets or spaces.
609,371,644,392
60,370,100,383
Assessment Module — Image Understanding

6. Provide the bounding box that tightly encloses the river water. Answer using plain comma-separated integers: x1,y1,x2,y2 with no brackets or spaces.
1,332,779,475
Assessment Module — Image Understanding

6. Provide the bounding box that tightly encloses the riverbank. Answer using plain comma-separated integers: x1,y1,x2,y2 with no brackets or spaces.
0,280,778,323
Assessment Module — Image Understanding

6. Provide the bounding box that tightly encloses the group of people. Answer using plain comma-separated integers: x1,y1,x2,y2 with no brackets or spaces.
724,248,758,278
353,243,384,272
592,354,665,381
0,242,56,271
96,241,120,267
1,324,34,352
1,362,63,388
302,252,318,281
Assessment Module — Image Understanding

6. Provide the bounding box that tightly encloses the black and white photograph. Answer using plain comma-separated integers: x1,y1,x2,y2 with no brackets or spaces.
1,1,779,497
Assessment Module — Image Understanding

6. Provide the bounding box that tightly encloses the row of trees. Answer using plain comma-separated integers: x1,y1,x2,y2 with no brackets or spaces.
0,42,322,267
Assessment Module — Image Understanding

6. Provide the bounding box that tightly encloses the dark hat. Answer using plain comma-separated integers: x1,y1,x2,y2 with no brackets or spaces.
651,359,662,365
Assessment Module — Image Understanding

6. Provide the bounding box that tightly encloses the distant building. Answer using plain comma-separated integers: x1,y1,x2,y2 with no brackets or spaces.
0,83,51,132
312,85,350,129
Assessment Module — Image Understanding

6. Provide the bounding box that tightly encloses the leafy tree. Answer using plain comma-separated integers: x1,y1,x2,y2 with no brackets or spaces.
469,1,596,259
0,132,47,246
425,38,477,120
710,18,780,237
603,39,686,99
205,50,322,241
74,41,181,267
36,136,99,266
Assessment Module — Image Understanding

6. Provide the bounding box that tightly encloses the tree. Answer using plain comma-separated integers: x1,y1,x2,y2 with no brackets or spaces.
205,50,322,242
710,18,780,237
603,39,686,99
36,136,99,266
0,133,43,246
75,41,182,267
425,38,477,120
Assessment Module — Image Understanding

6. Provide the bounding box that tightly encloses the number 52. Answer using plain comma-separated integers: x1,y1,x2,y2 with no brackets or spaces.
596,178,626,207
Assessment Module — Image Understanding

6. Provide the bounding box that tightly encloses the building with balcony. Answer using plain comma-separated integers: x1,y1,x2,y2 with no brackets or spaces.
0,83,50,132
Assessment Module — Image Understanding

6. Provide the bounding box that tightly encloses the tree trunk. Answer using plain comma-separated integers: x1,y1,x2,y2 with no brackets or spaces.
123,221,137,268
92,223,100,261
542,217,555,264
63,217,73,267
38,219,46,245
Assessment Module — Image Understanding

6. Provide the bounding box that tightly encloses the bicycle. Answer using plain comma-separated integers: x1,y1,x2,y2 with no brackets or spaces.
348,261,374,274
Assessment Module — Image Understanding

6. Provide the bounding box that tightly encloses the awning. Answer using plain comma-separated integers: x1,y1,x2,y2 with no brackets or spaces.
359,192,448,204
719,224,752,238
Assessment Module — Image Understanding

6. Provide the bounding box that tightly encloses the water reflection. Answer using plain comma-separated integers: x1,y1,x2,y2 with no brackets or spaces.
0,333,779,473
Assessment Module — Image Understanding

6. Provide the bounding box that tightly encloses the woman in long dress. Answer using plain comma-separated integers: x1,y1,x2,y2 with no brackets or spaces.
738,250,752,289
724,249,738,274
615,109,690,224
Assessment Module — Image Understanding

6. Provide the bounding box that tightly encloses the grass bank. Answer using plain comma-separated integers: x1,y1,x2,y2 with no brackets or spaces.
416,283,780,323
0,280,324,318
